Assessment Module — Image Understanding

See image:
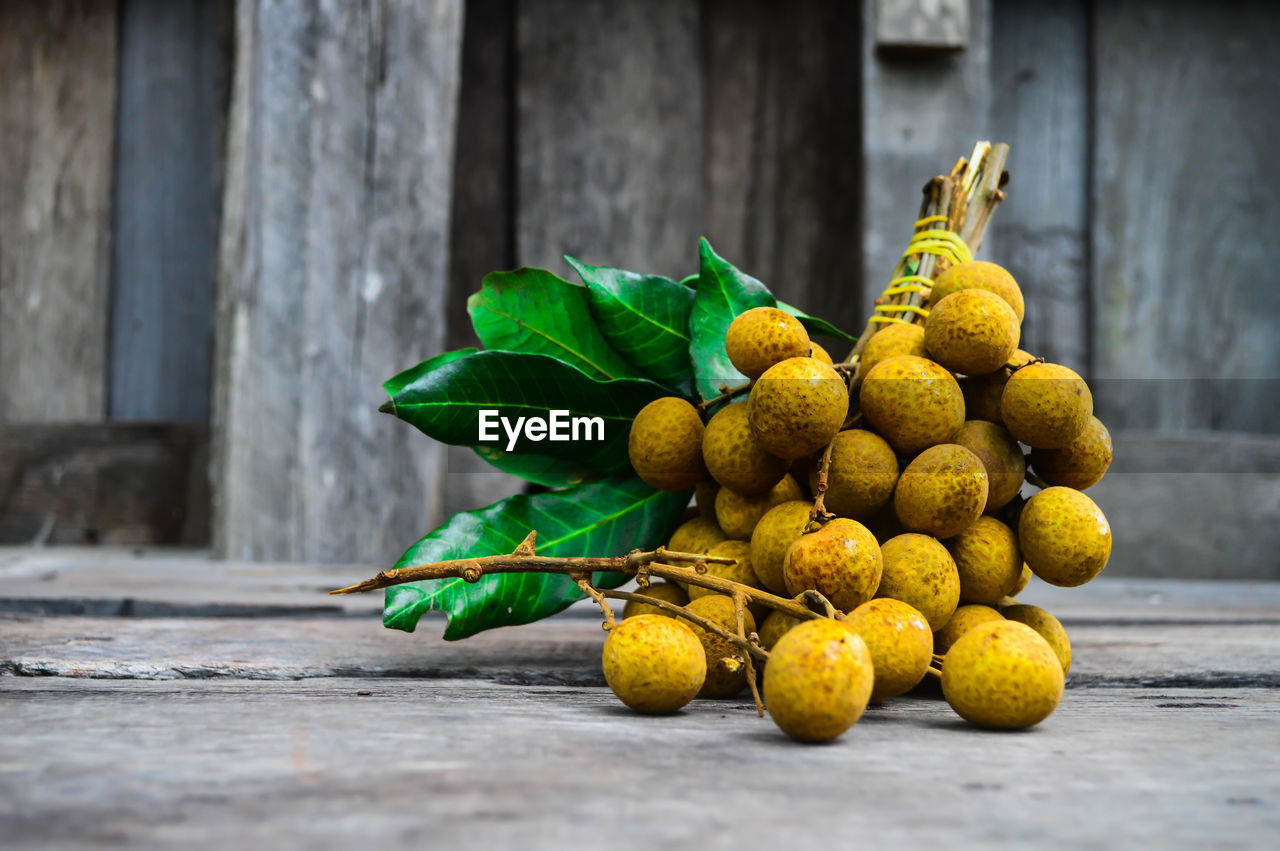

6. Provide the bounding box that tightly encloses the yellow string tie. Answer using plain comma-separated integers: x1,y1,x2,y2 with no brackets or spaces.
868,220,973,324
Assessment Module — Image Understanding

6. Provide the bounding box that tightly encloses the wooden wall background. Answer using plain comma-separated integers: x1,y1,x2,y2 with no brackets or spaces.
1,0,1277,577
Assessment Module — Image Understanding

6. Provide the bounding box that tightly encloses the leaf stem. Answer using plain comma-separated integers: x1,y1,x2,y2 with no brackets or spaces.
697,381,751,412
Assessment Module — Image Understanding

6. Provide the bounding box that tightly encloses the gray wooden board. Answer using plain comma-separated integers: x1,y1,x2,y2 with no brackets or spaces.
701,0,863,338
859,0,992,308
109,0,229,422
986,0,1089,369
213,0,464,563
1091,0,1280,432
874,0,970,50
0,424,209,546
1,678,1277,849
0,0,118,422
515,0,702,277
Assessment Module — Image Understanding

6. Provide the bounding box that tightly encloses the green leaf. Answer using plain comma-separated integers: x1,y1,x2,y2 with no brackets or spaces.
689,238,775,399
467,267,641,380
383,475,689,639
381,349,672,485
566,256,695,393
777,301,856,343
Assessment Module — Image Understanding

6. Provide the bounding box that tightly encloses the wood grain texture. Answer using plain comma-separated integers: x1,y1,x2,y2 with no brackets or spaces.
987,0,1089,371
1091,0,1280,432
701,0,863,336
213,0,464,563
515,0,702,277
860,0,992,310
108,0,230,422
874,0,969,50
0,0,118,422
0,423,208,545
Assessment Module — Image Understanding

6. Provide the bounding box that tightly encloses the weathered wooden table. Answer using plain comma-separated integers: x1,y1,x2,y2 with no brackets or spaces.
2,547,1278,848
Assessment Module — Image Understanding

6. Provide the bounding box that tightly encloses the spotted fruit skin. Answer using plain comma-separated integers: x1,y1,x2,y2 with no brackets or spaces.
702,402,789,495
860,355,965,455
747,357,850,460
763,619,874,742
667,516,726,556
816,429,900,521
714,474,804,539
954,419,1026,513
844,599,934,702
1019,486,1111,587
1000,362,1093,449
1030,415,1113,490
685,595,756,698
628,397,708,491
693,540,768,625
929,260,1025,321
876,533,960,631
621,582,688,619
893,444,988,539
725,306,811,380
959,348,1035,423
949,516,1023,605
934,604,1005,654
602,615,707,714
924,289,1021,376
1001,603,1072,674
757,609,801,651
783,518,883,613
749,500,816,595
941,620,1064,729
859,323,926,376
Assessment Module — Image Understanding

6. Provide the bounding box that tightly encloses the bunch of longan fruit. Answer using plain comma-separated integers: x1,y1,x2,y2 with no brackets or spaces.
619,260,1110,742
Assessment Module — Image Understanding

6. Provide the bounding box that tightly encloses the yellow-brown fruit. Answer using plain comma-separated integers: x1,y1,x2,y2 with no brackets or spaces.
934,604,1005,654
702,402,789,495
1002,603,1072,674
929,260,1025,322
893,444,988,539
714,474,804,539
960,348,1035,423
1030,415,1113,490
627,397,708,491
763,619,874,742
749,500,816,594
747,357,850,460
694,481,719,520
814,430,899,521
860,323,926,376
685,595,756,698
725,306,811,380
1019,486,1111,587
809,342,834,365
1001,362,1093,449
602,615,707,714
877,533,960,631
941,620,1064,729
844,599,934,702
949,516,1023,605
783,518,883,613
690,540,768,624
954,420,1026,513
924,289,1021,376
1010,563,1032,597
621,581,689,619
667,516,726,557
860,355,964,454
757,610,801,651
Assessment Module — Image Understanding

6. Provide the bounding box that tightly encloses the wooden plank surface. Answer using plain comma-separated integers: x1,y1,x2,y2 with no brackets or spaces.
109,0,229,422
213,0,464,564
1091,0,1280,432
874,0,970,50
701,0,863,337
515,0,702,277
859,0,992,306
0,425,209,546
0,0,118,422
987,0,1090,370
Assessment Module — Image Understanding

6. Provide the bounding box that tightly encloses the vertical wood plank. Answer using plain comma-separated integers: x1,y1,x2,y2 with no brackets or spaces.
0,0,118,422
860,0,992,309
214,0,464,563
1092,0,1280,432
987,0,1089,370
109,0,230,422
515,0,702,278
701,0,863,336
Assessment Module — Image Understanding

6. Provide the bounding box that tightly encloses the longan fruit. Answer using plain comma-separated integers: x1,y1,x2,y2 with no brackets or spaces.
924,289,1021,376
860,355,964,455
893,444,988,539
685,595,757,698
1000,362,1093,449
763,619,874,742
714,474,804,539
783,518,883,613
749,500,818,595
725,306,811,380
814,429,899,521
844,599,934,702
703,402,789,495
859,323,926,376
948,516,1023,605
934,604,1005,655
747,357,850,460
628,397,708,491
929,260,1025,321
941,620,1063,729
621,581,689,619
602,615,707,713
876,533,960,631
1019,486,1111,587
1030,415,1113,490
954,419,1026,513
1001,603,1072,674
